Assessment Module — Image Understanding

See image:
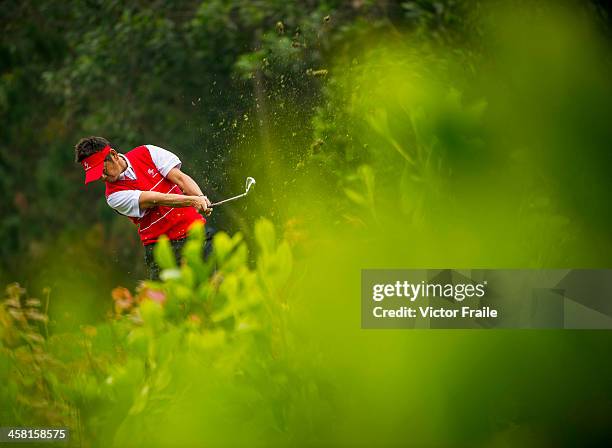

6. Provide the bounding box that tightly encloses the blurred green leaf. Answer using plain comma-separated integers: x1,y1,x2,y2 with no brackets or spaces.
154,236,176,271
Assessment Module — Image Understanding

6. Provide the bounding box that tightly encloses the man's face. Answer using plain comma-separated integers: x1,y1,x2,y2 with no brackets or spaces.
100,152,123,182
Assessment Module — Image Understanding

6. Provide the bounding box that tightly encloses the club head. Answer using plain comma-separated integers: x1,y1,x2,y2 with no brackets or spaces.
245,176,256,194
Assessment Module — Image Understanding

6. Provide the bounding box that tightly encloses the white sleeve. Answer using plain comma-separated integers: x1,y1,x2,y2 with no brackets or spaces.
146,144,182,177
107,190,145,218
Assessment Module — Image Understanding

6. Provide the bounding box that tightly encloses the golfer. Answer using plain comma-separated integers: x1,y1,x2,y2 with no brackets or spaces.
75,136,213,280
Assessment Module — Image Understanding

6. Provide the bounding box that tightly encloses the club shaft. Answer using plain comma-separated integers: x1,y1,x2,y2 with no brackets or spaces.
211,192,247,207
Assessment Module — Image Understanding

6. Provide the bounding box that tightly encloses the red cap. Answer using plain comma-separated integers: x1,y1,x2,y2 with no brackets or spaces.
81,145,111,184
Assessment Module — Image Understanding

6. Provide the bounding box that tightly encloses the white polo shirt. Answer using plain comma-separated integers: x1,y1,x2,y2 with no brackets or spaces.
107,145,181,218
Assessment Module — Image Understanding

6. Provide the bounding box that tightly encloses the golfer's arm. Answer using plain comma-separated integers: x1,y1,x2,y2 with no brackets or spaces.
166,167,204,196
139,191,201,210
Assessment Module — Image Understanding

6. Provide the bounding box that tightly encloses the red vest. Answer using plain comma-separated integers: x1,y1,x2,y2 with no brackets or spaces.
105,146,205,246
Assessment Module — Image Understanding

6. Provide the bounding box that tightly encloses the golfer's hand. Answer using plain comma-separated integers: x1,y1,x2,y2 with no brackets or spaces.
196,196,213,216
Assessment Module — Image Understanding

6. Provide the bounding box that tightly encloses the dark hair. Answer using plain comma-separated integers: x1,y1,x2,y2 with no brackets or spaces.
74,136,110,162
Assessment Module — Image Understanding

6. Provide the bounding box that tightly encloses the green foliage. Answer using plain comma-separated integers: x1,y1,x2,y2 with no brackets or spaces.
153,236,177,272
0,283,75,428
306,2,612,267
1,219,310,446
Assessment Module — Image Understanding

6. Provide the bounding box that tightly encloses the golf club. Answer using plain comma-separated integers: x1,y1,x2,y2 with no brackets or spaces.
210,176,256,207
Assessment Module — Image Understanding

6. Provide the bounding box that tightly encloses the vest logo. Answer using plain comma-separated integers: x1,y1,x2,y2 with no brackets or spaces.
84,162,90,170
148,168,158,178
